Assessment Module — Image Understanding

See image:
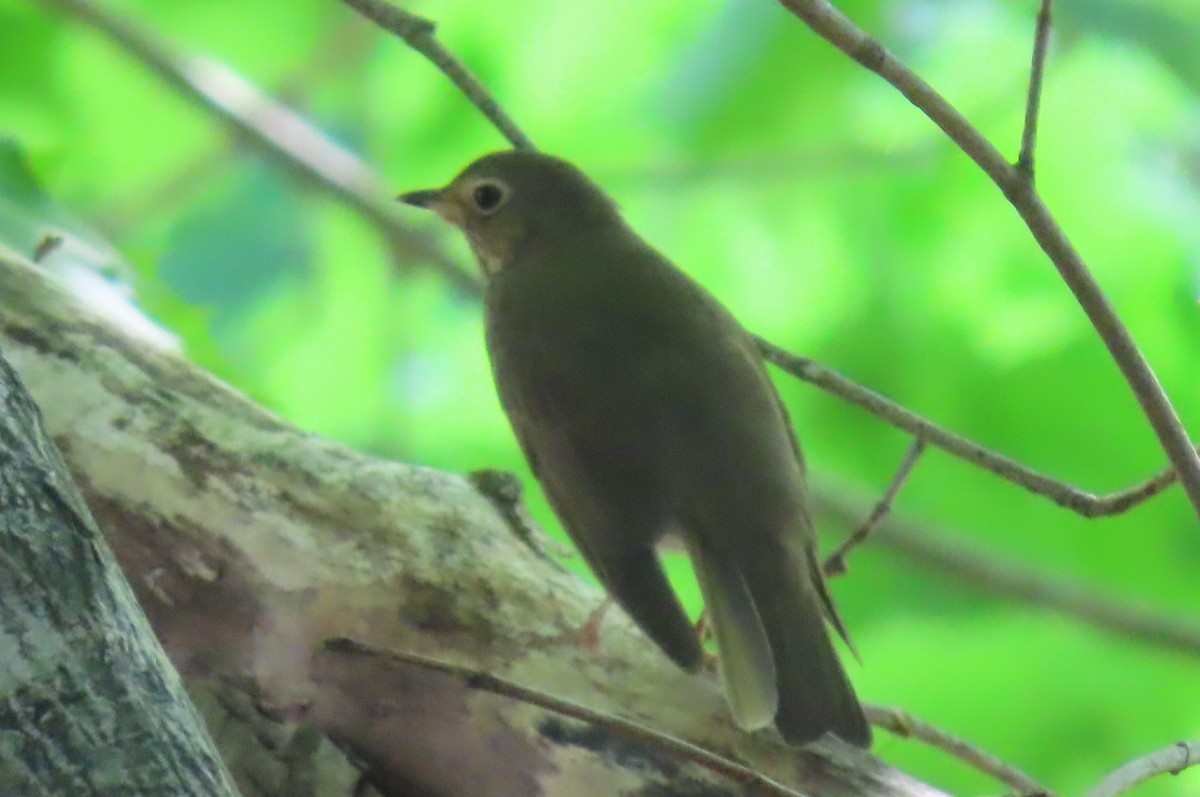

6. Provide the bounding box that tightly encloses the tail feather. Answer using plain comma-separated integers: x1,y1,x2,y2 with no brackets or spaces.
740,540,871,747
685,536,777,729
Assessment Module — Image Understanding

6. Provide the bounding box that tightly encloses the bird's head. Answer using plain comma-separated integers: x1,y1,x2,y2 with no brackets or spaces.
399,150,621,275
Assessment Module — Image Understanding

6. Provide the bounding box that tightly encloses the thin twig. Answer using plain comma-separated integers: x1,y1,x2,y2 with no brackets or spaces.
776,0,1200,525
815,484,1200,660
759,338,1185,518
825,438,925,576
39,0,482,298
1017,0,1053,180
325,638,1043,797
866,705,1050,795
322,637,807,797
1087,738,1200,797
338,0,535,151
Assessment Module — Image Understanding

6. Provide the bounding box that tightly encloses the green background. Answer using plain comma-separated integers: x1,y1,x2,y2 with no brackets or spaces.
3,0,1198,793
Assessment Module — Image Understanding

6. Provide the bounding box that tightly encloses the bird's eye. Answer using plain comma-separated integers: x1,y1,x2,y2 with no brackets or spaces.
472,182,507,214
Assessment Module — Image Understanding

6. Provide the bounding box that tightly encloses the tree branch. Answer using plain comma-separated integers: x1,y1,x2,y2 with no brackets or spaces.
326,637,1051,797
36,0,481,298
1017,0,1053,180
775,0,1200,524
816,485,1200,661
344,0,1193,522
825,439,925,577
324,638,811,797
337,0,535,151
866,706,1048,795
759,338,1183,518
95,18,374,237
1087,738,1200,797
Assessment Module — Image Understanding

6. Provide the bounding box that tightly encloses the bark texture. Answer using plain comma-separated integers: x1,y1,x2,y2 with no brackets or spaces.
0,329,240,795
0,251,942,797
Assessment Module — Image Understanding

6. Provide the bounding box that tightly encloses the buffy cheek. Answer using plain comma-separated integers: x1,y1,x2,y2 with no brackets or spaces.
467,232,510,276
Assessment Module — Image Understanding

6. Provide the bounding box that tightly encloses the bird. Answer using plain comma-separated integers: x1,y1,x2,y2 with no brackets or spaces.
399,150,870,747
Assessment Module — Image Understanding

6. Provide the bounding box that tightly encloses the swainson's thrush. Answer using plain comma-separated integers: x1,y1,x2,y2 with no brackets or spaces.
400,151,870,747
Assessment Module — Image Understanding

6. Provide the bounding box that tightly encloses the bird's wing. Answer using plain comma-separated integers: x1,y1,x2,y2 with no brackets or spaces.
757,344,858,653
636,275,861,656
488,321,705,671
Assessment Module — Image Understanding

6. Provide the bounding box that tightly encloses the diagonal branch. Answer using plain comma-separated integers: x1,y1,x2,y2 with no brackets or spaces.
774,0,1200,525
338,0,535,151
0,250,933,797
343,0,1194,523
825,439,925,576
866,705,1049,795
324,638,810,797
96,18,374,236
327,636,1046,797
37,0,482,298
760,338,1184,518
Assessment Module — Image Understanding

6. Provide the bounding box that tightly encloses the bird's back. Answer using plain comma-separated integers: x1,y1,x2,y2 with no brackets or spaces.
488,228,804,519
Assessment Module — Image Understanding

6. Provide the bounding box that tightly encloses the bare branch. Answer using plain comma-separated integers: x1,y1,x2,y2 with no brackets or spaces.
39,0,482,298
323,637,810,797
1087,738,1200,797
96,18,374,236
337,0,535,151
866,705,1049,795
759,338,1184,518
1017,0,1054,179
816,485,1200,660
825,439,925,576
327,638,1051,797
776,0,1200,524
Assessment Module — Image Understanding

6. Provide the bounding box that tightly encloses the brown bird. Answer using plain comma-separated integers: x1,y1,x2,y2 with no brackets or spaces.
400,151,870,747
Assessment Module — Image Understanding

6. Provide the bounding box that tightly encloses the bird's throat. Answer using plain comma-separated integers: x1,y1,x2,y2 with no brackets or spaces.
468,232,509,276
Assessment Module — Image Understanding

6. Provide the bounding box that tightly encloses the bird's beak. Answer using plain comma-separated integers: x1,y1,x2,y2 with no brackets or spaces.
398,186,465,227
397,188,442,209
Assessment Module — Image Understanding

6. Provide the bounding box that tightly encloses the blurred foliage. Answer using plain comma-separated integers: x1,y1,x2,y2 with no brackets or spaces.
2,0,1198,793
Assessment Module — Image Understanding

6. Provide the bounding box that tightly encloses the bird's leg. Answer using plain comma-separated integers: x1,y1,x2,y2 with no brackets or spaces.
694,608,709,640
577,595,614,651
694,608,720,671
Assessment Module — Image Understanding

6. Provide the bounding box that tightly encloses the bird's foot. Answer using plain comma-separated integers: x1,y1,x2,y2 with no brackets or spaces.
577,595,613,651
694,609,720,671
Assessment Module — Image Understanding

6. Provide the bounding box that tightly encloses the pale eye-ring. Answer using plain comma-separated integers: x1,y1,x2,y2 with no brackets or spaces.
471,181,508,214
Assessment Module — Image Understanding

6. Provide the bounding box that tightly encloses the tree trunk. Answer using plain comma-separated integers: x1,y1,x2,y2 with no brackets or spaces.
0,323,240,795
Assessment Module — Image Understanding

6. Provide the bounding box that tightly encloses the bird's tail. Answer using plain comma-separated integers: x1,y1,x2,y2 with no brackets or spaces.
684,535,777,729
742,536,870,746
